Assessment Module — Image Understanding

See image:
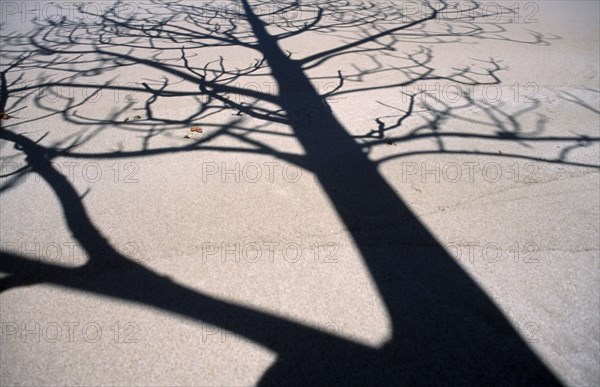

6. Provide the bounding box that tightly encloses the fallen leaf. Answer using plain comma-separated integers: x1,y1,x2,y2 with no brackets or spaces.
133,115,142,120
124,117,130,122
190,126,203,133
0,113,11,120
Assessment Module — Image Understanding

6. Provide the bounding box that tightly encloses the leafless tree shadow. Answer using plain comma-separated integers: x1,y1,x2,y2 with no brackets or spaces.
1,0,595,384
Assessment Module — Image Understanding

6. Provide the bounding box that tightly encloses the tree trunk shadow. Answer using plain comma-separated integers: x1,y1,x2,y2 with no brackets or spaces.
243,1,561,384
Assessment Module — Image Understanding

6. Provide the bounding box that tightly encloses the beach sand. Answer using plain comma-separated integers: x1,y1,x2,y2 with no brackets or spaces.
1,1,598,385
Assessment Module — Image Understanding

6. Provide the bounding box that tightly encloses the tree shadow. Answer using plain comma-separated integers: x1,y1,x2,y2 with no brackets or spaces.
1,0,596,384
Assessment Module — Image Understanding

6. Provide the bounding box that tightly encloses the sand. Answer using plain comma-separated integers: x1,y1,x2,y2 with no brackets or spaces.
1,1,598,385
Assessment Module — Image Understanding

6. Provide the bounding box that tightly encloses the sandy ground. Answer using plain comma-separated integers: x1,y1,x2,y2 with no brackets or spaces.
1,1,599,385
